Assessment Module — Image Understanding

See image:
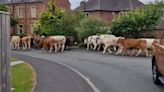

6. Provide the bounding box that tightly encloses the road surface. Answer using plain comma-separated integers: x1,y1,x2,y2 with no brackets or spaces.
12,49,164,92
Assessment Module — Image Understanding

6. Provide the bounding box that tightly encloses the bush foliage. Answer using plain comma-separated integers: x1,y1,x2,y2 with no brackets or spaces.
111,2,164,38
77,17,108,42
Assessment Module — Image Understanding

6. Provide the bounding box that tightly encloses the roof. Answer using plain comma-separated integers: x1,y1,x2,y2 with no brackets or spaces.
82,0,144,12
157,18,164,29
0,0,44,4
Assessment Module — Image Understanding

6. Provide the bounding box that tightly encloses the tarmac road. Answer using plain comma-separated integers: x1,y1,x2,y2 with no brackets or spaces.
12,49,164,92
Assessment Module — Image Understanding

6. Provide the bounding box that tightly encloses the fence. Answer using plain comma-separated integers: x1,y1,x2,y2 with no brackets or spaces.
0,11,11,92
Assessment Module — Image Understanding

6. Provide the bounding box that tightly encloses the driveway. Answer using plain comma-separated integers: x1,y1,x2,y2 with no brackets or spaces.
12,49,164,92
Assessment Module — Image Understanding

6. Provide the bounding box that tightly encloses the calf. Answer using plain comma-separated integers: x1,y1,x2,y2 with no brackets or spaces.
11,36,20,50
117,38,148,57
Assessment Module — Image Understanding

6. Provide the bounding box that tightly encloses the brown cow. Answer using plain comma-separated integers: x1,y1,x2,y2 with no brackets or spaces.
21,36,32,50
39,38,58,53
117,38,148,57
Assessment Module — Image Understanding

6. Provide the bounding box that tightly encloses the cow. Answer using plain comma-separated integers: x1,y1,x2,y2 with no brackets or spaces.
33,35,45,49
65,36,75,50
97,34,117,52
116,38,148,57
96,34,123,54
48,36,66,52
136,38,155,57
39,38,58,53
21,35,32,50
84,35,100,50
10,36,21,50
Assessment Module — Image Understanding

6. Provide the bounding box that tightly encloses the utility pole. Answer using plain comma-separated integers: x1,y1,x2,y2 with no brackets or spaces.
0,11,11,92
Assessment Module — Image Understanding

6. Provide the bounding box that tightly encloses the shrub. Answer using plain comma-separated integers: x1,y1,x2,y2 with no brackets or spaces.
111,2,164,38
76,17,108,42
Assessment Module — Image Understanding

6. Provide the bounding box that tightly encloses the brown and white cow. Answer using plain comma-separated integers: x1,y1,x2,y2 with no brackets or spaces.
117,38,148,57
48,36,66,52
11,36,20,50
84,35,100,50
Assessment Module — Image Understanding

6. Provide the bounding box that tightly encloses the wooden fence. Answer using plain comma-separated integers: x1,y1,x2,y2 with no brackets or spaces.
0,11,11,92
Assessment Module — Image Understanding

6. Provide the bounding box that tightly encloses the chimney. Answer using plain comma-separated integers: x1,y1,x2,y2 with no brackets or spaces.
80,0,87,11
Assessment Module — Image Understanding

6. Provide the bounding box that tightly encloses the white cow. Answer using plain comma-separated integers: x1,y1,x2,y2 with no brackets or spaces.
102,36,124,54
48,36,66,52
97,34,116,51
11,36,20,50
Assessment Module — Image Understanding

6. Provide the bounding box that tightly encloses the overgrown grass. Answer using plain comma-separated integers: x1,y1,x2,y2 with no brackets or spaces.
11,63,35,92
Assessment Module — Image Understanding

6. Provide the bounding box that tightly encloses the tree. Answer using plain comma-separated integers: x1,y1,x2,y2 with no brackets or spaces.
0,4,18,29
33,0,62,35
0,4,7,12
111,2,164,38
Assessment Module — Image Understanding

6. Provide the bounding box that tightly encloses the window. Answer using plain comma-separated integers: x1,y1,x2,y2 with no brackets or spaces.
119,12,127,17
17,24,24,34
30,6,36,17
17,6,23,18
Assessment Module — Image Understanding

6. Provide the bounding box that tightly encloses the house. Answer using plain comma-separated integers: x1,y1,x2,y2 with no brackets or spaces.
155,19,164,38
0,0,71,35
78,0,144,24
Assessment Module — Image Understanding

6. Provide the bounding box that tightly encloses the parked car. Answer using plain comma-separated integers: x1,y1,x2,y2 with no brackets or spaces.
152,37,164,85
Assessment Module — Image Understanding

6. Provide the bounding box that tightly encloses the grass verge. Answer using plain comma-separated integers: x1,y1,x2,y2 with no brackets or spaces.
11,63,36,92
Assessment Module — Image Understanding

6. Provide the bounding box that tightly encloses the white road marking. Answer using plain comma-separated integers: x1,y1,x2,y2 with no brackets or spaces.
56,62,102,92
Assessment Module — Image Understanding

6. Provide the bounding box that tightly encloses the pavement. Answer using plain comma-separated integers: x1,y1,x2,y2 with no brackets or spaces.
11,61,24,66
13,54,94,92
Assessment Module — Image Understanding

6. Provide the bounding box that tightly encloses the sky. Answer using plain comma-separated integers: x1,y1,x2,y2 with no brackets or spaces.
69,0,156,9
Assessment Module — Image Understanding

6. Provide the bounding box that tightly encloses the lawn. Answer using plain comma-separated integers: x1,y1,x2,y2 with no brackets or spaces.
11,63,36,92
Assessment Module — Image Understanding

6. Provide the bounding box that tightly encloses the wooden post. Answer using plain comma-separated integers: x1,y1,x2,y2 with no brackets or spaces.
0,11,11,92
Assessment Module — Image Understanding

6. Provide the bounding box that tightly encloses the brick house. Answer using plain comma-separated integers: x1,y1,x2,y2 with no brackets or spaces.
0,0,70,35
79,0,144,25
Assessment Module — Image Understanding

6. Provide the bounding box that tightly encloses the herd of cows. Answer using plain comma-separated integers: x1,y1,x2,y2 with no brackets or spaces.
10,34,161,57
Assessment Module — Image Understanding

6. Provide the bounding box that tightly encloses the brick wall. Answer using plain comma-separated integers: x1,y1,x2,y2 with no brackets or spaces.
88,10,117,25
7,0,70,35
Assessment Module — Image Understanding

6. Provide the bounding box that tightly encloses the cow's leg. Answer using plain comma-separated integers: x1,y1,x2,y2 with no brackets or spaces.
28,40,31,50
136,49,142,56
103,45,109,54
97,44,101,51
121,48,127,55
143,49,149,57
113,46,117,52
61,43,65,52
17,42,20,49
87,43,90,50
116,46,123,55
107,48,112,53
49,46,53,53
130,49,135,56
25,43,28,50
22,43,25,50
54,44,58,53
93,44,97,50
13,43,16,50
